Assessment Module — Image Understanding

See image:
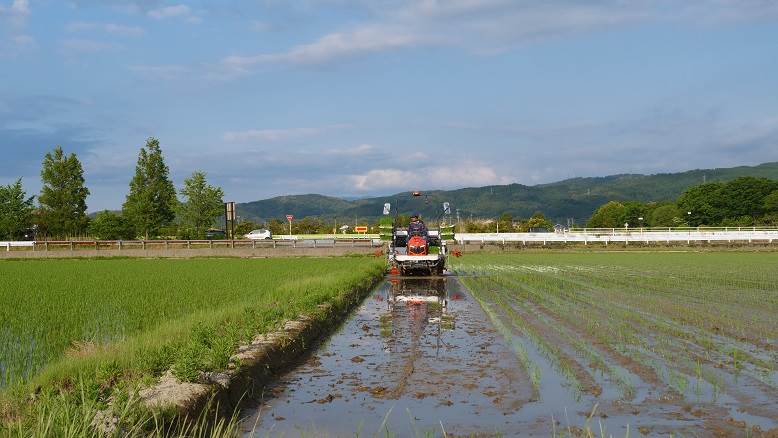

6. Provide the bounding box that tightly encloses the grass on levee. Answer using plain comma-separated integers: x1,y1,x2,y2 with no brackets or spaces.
0,256,385,436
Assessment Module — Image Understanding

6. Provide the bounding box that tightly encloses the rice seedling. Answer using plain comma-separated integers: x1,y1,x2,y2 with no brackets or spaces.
0,256,385,436
450,251,778,431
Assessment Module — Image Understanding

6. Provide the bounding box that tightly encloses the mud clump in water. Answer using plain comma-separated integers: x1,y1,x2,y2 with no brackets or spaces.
314,394,338,404
369,386,388,396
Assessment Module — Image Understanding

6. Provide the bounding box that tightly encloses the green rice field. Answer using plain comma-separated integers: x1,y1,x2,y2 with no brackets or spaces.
0,257,384,392
451,251,778,435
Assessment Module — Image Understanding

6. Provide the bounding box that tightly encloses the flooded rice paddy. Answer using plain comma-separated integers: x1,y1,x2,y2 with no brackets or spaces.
241,253,778,437
241,276,533,436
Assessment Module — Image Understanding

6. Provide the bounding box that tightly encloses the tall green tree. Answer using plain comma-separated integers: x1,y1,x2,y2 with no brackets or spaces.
0,179,35,240
718,177,778,219
648,204,684,227
521,212,553,231
38,146,90,238
177,171,224,239
586,201,627,228
123,138,178,239
622,201,648,227
497,212,514,232
764,190,778,214
676,183,723,226
88,210,135,240
293,216,325,234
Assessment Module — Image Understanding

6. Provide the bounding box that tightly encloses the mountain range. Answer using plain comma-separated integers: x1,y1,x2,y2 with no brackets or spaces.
237,162,778,224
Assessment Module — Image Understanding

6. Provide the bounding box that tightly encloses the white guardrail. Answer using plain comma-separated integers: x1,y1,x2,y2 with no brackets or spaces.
455,229,778,245
1,241,35,250
0,239,383,252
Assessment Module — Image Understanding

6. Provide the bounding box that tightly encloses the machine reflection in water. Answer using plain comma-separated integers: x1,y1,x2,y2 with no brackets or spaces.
376,277,456,362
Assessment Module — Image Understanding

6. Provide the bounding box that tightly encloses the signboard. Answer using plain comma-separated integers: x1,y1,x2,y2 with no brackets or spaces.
225,202,237,239
286,214,294,221
355,226,368,233
225,202,236,221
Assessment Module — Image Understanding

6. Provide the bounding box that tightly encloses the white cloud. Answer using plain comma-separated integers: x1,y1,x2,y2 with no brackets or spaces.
349,163,513,192
148,4,189,19
215,0,778,75
67,21,145,36
10,0,29,15
11,33,34,47
218,1,641,72
249,20,272,32
0,0,33,55
328,143,376,156
60,38,118,54
221,24,420,73
223,124,351,143
147,4,200,22
129,64,190,80
0,0,30,33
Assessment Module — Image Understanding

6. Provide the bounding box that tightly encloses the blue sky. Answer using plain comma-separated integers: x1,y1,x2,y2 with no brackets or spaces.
2,0,778,210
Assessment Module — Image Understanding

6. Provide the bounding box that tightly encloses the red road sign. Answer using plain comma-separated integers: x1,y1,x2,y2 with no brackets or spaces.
355,226,368,233
286,214,294,221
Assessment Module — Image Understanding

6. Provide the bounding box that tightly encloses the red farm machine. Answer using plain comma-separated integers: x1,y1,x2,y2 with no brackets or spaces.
380,193,455,276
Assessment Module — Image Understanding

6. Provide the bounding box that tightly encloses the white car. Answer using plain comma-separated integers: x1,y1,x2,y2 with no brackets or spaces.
244,229,272,240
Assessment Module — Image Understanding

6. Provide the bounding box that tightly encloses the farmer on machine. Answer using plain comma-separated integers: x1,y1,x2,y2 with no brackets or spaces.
408,213,428,239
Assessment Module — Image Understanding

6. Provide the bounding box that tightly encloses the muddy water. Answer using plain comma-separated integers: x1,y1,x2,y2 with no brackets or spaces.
239,276,778,437
240,276,536,436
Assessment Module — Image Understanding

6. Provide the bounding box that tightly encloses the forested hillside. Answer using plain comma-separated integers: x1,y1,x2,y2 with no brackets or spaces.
237,162,778,223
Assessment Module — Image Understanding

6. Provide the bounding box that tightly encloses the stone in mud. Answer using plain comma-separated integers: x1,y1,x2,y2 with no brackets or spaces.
139,371,211,411
91,410,120,436
316,394,336,404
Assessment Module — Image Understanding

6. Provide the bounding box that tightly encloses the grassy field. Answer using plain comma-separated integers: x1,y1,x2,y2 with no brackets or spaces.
0,257,384,435
451,251,778,435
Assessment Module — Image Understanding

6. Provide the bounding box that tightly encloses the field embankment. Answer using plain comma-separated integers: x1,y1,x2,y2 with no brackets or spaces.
0,257,384,436
452,252,778,436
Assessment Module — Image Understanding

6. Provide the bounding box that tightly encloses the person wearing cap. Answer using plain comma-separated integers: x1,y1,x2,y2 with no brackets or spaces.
408,213,428,238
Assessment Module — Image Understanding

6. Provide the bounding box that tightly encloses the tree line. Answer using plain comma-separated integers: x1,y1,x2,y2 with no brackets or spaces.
0,138,225,240
586,176,778,228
